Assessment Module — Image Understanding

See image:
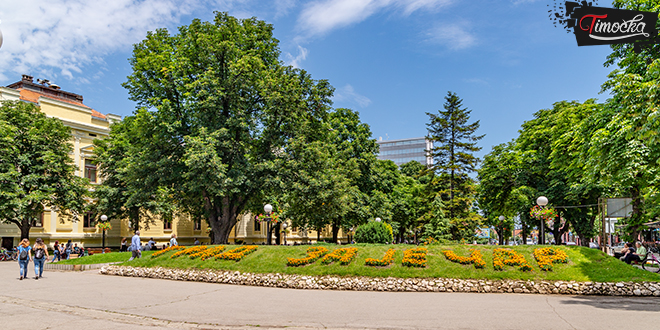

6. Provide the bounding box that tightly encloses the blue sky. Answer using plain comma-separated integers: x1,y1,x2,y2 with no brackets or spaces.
0,0,616,160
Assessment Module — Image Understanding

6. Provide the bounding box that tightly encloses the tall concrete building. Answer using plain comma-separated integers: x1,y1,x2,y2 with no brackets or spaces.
377,137,433,166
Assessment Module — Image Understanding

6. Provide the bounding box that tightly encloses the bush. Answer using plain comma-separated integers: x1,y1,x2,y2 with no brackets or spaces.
354,221,394,244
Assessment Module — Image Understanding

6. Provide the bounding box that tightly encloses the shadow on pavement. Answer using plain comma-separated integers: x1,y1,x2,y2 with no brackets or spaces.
560,296,660,312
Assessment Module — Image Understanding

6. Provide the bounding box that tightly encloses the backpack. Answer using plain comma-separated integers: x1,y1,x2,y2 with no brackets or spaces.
19,248,28,260
35,248,44,259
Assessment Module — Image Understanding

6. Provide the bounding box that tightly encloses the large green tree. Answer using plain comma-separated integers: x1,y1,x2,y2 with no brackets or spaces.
120,13,333,244
0,101,87,239
427,91,484,240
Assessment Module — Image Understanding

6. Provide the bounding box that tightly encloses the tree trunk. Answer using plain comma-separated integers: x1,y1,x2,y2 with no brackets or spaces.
274,223,281,245
19,217,31,240
317,227,321,243
331,220,340,244
521,222,528,245
629,182,642,241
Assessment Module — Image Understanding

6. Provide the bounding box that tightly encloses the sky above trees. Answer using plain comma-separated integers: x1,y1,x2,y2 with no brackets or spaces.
0,0,616,159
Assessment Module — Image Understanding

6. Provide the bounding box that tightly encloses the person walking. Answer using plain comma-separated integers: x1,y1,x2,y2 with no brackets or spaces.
170,234,178,247
51,241,61,262
65,239,73,260
32,238,48,280
120,237,127,252
129,230,141,261
17,239,31,280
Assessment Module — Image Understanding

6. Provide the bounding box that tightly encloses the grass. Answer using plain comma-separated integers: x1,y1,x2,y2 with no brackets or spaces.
59,244,660,283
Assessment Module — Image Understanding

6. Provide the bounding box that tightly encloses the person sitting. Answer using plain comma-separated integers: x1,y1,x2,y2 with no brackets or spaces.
619,242,633,261
624,242,647,264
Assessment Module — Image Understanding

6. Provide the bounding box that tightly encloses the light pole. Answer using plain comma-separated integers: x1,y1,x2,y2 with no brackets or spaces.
264,204,272,245
498,216,506,245
100,215,108,252
536,196,548,245
282,223,288,245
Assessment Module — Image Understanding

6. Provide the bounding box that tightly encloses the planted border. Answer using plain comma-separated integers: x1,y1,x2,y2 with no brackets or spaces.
190,245,226,260
493,248,532,271
171,246,208,258
402,247,427,268
533,247,569,271
215,246,257,261
287,247,329,267
151,245,186,258
442,249,486,269
321,247,358,265
365,248,396,267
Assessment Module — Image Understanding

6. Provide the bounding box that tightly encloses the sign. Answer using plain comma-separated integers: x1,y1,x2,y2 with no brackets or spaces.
606,198,632,218
552,1,659,48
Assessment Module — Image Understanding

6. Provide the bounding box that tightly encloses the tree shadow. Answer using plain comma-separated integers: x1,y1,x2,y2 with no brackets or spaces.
560,295,660,312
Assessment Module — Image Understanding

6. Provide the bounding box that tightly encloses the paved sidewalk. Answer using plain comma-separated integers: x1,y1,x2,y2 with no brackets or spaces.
1,261,659,329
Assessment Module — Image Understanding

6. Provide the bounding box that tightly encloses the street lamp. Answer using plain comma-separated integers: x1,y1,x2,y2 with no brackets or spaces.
100,214,108,253
498,216,505,245
282,223,288,245
375,217,381,222
264,204,272,245
536,196,548,245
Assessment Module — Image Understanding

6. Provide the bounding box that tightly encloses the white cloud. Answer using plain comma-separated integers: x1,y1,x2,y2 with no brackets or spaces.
284,45,308,68
274,0,298,18
426,23,476,50
297,0,453,38
333,84,371,108
0,0,203,83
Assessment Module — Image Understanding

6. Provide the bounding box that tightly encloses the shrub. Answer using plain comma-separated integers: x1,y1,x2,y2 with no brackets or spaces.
354,221,394,244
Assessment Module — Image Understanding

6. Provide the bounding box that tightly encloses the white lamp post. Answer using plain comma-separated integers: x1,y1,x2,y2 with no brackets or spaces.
100,215,108,253
282,223,288,245
375,217,381,222
536,196,548,245
264,204,272,245
498,216,505,245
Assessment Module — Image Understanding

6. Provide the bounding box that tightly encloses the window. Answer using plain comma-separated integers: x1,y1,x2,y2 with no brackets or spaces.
164,220,172,230
83,212,96,228
31,213,44,227
254,218,261,232
194,217,202,231
84,159,97,183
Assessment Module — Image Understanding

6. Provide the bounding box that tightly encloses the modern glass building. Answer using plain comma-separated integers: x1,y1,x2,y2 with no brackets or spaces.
377,137,433,166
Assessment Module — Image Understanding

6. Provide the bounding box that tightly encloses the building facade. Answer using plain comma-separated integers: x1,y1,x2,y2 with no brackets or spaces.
377,137,433,166
0,75,347,250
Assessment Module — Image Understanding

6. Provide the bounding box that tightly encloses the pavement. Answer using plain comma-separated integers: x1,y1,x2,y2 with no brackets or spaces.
2,261,660,330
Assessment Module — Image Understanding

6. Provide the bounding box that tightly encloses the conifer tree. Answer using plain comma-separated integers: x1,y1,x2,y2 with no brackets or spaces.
426,91,484,240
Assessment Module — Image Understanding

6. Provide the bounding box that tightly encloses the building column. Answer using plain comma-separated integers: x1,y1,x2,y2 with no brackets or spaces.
50,210,58,234
73,136,81,176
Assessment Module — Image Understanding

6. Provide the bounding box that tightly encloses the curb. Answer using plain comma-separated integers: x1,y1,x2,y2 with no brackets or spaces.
100,265,660,297
45,262,121,271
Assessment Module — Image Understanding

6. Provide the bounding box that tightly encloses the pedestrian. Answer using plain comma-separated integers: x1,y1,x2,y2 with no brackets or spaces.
129,230,141,261
51,241,61,262
65,239,73,260
194,238,200,245
33,238,48,280
170,234,178,246
148,237,156,249
17,238,31,280
120,237,127,252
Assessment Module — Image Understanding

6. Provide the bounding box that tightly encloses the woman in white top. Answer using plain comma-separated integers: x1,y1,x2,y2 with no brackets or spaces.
170,234,178,246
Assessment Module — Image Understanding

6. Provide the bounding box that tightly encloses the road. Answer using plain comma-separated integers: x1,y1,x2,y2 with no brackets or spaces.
1,261,659,329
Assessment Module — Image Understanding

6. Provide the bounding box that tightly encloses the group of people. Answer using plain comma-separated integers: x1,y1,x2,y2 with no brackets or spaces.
620,241,648,264
127,231,180,261
16,238,49,280
51,240,85,262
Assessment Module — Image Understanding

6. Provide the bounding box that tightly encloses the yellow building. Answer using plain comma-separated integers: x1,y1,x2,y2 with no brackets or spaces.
0,75,348,250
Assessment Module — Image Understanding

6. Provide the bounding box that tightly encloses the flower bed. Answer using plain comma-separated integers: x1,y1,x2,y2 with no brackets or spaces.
215,245,258,261
442,249,485,269
287,246,329,267
533,247,569,271
170,245,208,259
189,245,226,260
365,248,396,267
321,247,358,265
151,245,186,258
402,247,427,268
493,248,532,271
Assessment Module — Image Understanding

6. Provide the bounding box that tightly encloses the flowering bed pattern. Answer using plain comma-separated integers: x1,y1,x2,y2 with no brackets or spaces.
170,246,208,259
493,248,532,271
151,245,186,258
287,247,329,267
215,246,258,261
533,247,568,271
402,247,427,268
442,249,486,269
190,245,226,260
321,247,358,265
365,248,396,267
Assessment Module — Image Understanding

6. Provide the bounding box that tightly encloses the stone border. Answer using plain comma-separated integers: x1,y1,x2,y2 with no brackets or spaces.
46,262,121,271
100,266,660,296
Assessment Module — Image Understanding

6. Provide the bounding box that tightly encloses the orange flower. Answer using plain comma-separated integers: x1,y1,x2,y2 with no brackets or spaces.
365,248,396,267
533,247,568,271
493,248,532,271
151,245,186,258
321,247,358,265
402,247,427,268
170,245,208,259
287,247,329,267
215,246,257,261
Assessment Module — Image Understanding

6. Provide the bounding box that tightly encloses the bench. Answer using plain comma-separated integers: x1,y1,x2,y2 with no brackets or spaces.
87,248,111,255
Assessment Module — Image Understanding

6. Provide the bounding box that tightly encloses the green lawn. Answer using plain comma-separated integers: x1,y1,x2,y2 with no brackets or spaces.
60,244,660,283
